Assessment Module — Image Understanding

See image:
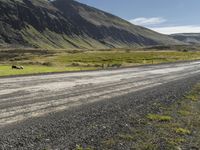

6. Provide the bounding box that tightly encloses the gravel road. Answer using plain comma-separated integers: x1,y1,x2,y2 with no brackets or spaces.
1,61,200,149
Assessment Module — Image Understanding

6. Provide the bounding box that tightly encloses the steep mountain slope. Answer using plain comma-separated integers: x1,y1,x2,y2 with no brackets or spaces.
0,0,183,49
171,33,200,45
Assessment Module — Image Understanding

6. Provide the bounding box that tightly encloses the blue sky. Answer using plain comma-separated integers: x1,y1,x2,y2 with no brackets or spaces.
77,0,200,34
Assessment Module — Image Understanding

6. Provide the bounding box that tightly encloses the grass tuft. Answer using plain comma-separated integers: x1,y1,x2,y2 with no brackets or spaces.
147,114,172,122
178,110,191,116
75,145,92,150
174,128,191,135
102,138,116,147
185,95,198,101
118,134,135,141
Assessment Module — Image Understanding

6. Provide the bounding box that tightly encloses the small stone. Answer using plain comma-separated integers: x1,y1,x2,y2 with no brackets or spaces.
45,139,50,142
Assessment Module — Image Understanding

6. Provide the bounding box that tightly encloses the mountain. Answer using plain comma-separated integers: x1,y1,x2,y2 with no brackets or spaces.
171,33,200,45
0,0,183,49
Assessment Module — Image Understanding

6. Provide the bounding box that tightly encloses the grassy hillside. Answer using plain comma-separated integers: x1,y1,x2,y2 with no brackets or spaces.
0,0,183,49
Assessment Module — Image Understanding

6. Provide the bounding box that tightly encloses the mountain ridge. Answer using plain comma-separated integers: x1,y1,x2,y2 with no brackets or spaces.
171,33,200,45
0,0,183,49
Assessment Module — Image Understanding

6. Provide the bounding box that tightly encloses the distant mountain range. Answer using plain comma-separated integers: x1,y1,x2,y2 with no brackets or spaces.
171,33,200,45
0,0,188,49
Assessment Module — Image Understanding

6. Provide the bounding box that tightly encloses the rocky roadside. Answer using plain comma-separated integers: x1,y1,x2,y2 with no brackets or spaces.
0,74,200,150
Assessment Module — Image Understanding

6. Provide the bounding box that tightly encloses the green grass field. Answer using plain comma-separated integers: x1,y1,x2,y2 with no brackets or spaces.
1,49,200,77
54,51,200,65
0,65,96,77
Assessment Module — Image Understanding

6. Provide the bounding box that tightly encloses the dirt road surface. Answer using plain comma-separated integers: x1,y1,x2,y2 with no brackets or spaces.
1,61,200,149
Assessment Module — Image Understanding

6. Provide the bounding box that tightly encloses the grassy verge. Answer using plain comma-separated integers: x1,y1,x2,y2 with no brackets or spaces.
100,83,200,149
1,49,200,77
0,65,96,77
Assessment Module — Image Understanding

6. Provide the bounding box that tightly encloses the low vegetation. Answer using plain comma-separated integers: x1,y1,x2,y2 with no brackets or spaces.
146,114,172,122
0,65,95,77
75,145,92,150
174,127,191,135
1,48,200,76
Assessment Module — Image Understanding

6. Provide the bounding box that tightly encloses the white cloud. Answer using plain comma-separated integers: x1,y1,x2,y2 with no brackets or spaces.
129,17,166,26
150,25,200,34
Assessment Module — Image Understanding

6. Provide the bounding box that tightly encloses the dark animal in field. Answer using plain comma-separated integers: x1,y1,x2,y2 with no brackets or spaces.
12,65,24,69
111,64,122,68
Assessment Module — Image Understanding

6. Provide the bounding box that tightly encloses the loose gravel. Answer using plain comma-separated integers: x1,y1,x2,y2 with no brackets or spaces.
0,74,200,150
